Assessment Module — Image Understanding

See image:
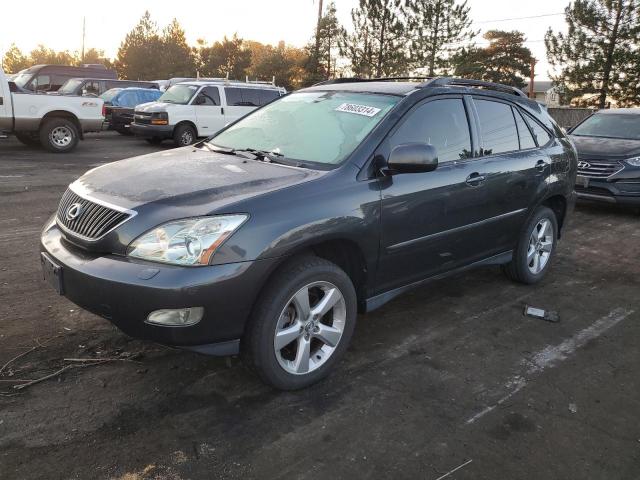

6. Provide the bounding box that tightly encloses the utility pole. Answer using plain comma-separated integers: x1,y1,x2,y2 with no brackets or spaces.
81,17,86,63
314,0,324,64
528,57,536,100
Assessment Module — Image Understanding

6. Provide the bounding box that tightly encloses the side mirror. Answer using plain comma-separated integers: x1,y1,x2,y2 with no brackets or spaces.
387,143,439,174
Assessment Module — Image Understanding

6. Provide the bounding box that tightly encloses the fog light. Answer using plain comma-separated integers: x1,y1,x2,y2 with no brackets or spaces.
146,307,203,326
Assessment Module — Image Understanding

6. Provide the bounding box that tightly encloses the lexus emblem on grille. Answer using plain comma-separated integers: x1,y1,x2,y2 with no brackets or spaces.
66,203,84,221
578,161,591,169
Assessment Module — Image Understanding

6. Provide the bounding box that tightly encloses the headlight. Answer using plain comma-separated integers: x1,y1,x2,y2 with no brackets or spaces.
625,157,640,167
127,215,248,266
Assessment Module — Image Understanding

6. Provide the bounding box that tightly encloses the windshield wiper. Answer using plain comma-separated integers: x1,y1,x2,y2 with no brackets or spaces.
236,148,285,163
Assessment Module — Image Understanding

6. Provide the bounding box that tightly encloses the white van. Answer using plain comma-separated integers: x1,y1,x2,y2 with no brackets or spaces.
130,80,286,147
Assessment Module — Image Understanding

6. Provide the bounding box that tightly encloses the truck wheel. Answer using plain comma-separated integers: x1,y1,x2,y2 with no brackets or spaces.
40,118,79,153
502,206,558,284
14,132,41,146
242,256,357,390
173,124,196,147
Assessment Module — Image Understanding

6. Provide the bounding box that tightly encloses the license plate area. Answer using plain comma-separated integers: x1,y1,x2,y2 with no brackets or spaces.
41,252,64,295
576,175,589,188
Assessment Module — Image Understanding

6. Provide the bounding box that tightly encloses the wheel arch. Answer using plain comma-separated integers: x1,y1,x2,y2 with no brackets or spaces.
174,120,198,137
40,111,83,139
540,194,568,238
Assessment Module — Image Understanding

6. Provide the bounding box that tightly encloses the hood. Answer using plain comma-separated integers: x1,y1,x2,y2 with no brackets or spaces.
569,135,640,159
134,101,176,112
72,146,323,212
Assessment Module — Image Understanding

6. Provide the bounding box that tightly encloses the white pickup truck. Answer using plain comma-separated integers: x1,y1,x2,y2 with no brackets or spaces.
0,68,103,153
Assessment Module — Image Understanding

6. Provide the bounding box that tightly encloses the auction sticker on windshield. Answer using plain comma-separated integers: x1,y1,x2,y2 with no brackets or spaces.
335,103,381,117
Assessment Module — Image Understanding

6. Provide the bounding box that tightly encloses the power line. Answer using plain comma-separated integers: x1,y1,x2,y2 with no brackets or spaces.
476,12,565,24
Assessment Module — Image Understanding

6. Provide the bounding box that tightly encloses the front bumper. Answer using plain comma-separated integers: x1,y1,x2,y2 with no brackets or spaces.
130,122,174,139
40,221,278,352
575,176,640,206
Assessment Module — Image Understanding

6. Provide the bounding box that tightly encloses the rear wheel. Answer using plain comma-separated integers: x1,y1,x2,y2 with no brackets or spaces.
242,256,357,390
14,132,41,146
39,118,79,153
173,124,196,147
502,206,558,284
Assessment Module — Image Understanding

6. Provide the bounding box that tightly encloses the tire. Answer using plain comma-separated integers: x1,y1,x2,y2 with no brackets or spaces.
146,137,163,145
39,118,79,153
242,255,357,390
502,206,558,284
115,127,133,136
14,132,41,146
172,123,196,147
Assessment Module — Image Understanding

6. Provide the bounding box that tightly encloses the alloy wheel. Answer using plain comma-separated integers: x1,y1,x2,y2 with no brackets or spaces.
49,126,73,147
273,281,346,375
527,217,554,274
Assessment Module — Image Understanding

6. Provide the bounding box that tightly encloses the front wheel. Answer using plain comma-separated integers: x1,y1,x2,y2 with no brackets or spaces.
502,206,558,284
173,124,196,147
39,118,79,153
242,256,357,390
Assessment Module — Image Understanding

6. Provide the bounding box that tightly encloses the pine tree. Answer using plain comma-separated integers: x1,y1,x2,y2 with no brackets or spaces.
115,11,164,80
161,19,196,78
306,2,345,82
407,0,476,76
545,0,640,108
452,30,532,88
340,0,409,77
198,34,252,79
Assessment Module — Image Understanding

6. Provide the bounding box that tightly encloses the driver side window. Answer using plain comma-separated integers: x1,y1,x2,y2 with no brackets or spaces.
389,99,473,162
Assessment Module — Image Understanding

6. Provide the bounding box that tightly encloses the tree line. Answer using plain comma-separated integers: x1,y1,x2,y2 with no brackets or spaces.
2,0,639,106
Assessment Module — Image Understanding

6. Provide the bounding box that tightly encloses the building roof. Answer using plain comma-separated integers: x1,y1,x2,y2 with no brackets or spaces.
522,80,554,93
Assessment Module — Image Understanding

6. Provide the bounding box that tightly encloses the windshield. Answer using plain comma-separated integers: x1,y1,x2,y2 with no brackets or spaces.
100,88,123,103
58,79,83,94
158,84,199,104
12,71,33,88
572,113,640,141
210,91,399,165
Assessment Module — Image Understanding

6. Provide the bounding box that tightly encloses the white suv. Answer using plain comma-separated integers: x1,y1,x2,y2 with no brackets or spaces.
130,80,286,147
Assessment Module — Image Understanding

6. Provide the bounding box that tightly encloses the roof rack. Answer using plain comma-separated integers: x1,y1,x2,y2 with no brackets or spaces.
420,77,528,98
312,76,528,98
313,76,436,86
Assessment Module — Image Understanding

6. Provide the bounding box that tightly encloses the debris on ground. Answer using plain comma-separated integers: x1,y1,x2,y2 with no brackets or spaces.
524,305,560,323
569,403,578,414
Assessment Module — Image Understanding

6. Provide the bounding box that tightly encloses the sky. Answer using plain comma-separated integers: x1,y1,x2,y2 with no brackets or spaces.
0,0,568,80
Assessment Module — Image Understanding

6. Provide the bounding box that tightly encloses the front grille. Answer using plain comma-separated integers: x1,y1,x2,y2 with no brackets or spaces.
56,189,131,241
577,159,623,178
133,111,151,125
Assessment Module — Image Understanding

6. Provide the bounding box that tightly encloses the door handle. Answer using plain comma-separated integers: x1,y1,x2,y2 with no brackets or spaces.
465,172,485,186
535,159,548,172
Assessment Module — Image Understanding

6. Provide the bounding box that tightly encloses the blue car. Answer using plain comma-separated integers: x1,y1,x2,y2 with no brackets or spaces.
101,87,163,135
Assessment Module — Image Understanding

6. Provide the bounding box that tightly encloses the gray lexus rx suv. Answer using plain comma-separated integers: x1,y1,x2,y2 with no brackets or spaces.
40,77,578,389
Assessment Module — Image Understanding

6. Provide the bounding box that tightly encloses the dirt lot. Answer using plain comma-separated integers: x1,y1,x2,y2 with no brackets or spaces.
0,132,639,480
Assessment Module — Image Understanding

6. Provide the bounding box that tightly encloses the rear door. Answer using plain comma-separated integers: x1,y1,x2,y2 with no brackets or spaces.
470,97,549,252
222,87,262,124
194,86,225,136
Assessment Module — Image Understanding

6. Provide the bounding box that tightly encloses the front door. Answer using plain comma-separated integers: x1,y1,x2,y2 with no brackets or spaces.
194,86,226,137
376,95,533,294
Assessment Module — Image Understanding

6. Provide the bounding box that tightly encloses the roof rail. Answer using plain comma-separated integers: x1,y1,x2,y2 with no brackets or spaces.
422,77,528,98
313,76,436,86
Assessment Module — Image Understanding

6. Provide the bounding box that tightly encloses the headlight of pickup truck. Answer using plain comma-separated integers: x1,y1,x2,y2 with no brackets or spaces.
625,157,640,167
151,112,169,125
127,215,248,266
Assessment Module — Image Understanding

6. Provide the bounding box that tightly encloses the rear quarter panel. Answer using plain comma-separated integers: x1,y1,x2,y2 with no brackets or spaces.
12,92,103,131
